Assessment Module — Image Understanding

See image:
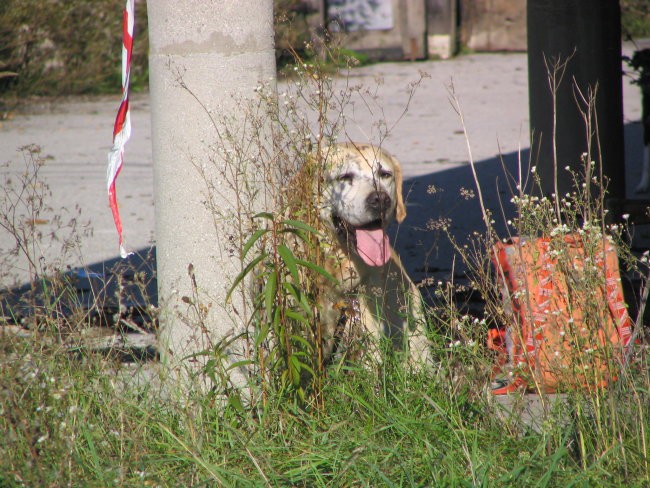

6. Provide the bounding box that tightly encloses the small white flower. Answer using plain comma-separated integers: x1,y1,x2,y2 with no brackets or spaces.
622,214,630,220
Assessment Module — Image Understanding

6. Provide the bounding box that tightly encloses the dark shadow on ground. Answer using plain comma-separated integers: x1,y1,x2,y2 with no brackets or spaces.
0,247,157,330
394,147,524,315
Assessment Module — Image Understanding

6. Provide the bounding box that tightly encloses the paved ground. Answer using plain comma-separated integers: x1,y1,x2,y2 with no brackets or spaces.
0,47,644,288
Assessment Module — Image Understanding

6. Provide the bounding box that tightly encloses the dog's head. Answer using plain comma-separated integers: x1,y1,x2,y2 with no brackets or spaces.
320,143,406,267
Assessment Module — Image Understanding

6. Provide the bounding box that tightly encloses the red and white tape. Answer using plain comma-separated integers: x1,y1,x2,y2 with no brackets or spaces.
107,0,134,258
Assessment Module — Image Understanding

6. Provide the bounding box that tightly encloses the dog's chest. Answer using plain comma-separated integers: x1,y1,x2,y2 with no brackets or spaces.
323,245,362,294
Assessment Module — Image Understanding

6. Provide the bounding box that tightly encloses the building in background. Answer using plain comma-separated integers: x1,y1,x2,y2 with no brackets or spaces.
301,0,527,61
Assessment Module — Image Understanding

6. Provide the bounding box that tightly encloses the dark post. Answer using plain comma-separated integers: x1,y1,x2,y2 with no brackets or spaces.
527,0,625,201
426,0,457,59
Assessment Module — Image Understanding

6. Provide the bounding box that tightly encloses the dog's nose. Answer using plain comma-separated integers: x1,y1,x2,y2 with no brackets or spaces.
366,191,391,213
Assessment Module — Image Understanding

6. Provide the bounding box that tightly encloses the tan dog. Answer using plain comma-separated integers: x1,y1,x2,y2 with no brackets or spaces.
303,142,430,364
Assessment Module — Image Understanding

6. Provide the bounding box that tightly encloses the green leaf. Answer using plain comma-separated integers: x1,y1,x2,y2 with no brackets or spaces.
272,305,282,328
281,219,320,235
290,333,313,352
296,258,338,284
255,322,271,348
283,282,313,317
226,252,267,303
285,309,311,324
289,354,315,378
277,243,300,284
228,394,245,414
288,355,302,385
227,359,254,371
297,290,314,317
282,281,301,302
241,228,268,259
253,211,275,221
263,271,277,315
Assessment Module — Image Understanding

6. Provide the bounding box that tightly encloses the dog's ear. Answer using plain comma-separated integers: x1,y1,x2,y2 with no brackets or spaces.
391,153,407,223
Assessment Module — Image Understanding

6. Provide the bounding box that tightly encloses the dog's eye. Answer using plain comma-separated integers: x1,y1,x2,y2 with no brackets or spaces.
378,169,393,179
336,173,353,183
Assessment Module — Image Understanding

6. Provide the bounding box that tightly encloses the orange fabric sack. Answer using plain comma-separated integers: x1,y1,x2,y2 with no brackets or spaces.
491,234,633,394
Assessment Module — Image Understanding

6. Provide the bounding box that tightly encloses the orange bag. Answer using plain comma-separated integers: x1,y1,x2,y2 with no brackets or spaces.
491,234,633,394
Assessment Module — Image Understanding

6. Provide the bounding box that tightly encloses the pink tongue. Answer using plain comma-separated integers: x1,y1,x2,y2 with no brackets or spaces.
355,228,390,266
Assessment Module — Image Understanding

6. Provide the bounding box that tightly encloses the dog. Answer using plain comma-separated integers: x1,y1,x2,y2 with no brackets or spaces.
290,142,430,365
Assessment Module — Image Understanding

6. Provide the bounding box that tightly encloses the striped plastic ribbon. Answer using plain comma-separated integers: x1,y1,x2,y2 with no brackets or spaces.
107,0,134,258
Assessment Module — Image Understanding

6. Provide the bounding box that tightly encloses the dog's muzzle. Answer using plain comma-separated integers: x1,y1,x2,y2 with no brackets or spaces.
365,190,391,217
333,190,393,267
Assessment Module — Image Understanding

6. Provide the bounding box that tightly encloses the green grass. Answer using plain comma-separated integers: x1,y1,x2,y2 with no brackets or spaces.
1,328,648,487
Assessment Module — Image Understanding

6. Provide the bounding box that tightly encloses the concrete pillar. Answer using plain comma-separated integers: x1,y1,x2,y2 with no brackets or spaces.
147,0,276,383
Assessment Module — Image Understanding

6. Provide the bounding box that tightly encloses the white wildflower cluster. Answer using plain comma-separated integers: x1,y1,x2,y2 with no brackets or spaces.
549,223,571,237
427,217,451,231
453,314,472,330
279,90,295,105
512,289,529,300
447,339,478,349
459,187,475,200
509,194,542,205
